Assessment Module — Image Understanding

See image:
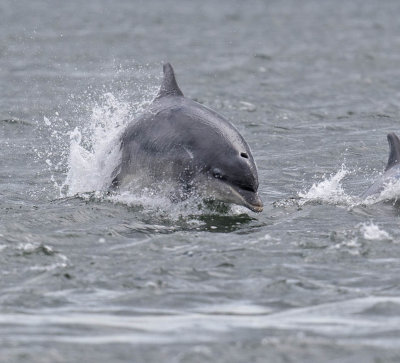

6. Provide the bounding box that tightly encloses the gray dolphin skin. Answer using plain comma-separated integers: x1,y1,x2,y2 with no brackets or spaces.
361,132,400,199
111,63,263,212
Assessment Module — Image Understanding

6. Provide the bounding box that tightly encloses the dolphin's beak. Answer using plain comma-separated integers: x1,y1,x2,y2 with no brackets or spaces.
233,186,263,213
247,195,263,213
219,182,263,212
202,177,264,213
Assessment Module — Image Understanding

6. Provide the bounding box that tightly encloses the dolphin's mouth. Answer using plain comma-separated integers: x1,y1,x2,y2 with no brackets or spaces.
227,184,263,213
200,177,263,213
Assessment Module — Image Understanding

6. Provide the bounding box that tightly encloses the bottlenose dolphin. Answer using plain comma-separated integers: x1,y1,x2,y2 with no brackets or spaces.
111,63,263,212
362,132,400,198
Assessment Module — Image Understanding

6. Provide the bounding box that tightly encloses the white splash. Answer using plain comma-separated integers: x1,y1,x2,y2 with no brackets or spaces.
331,237,362,255
365,179,400,205
298,166,354,205
43,116,51,126
359,222,392,241
64,93,136,196
108,190,173,211
107,190,211,222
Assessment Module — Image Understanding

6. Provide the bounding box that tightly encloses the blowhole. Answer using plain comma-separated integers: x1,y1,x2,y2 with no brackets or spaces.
240,152,249,159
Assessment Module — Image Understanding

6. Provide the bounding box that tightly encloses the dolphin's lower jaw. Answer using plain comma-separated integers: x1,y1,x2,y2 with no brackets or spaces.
199,178,263,213
225,184,263,212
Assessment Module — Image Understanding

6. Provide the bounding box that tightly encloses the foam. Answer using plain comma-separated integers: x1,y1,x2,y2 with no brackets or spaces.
64,93,133,196
298,166,355,206
359,222,392,241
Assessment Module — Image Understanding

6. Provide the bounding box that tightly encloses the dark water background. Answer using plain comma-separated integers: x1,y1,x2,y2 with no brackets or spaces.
2,0,400,362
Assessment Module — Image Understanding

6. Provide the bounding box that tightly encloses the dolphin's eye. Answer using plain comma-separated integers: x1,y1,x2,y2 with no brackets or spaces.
212,168,223,179
240,152,249,159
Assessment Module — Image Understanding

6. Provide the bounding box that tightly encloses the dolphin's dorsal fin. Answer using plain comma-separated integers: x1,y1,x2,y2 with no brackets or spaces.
156,63,184,98
386,132,400,171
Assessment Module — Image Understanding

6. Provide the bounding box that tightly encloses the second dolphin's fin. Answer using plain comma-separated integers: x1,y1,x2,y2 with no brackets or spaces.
386,132,400,171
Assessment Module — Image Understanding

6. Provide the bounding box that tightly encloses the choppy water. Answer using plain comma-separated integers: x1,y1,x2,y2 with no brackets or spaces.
2,0,400,362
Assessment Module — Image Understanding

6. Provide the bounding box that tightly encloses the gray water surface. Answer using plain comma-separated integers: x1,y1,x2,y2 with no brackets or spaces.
2,1,400,362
